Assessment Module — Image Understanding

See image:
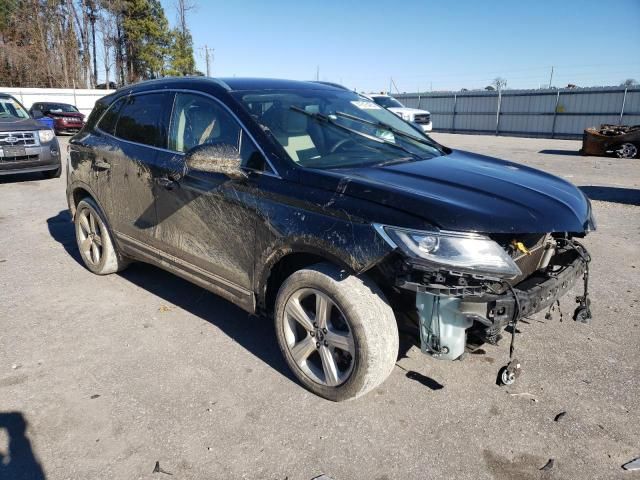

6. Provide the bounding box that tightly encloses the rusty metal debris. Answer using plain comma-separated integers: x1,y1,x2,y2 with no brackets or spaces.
581,124,640,158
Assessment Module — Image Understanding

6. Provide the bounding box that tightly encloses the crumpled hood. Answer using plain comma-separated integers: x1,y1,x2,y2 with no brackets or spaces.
304,150,593,234
0,117,48,132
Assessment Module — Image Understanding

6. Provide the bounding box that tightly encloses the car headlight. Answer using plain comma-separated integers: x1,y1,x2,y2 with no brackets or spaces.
38,129,55,143
375,225,522,279
401,113,413,121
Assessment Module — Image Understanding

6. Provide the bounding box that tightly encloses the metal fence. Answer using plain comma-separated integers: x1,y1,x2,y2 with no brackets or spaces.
395,86,640,139
1,87,115,117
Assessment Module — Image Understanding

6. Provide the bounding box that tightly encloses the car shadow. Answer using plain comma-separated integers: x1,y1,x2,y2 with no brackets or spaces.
579,185,640,206
538,149,582,156
46,210,83,265
0,172,49,185
0,412,46,480
45,210,296,384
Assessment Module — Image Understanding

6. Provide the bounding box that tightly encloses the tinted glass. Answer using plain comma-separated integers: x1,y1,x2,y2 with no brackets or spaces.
169,93,240,153
240,130,270,172
98,98,125,134
115,93,173,148
42,103,79,113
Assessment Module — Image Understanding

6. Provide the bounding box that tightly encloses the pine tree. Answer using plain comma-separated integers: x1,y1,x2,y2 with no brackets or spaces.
167,28,195,76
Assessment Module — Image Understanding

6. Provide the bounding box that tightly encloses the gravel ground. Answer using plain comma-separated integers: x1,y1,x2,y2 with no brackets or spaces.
0,133,639,480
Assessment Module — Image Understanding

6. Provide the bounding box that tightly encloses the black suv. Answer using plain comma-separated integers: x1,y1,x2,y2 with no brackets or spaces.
0,93,61,178
67,78,595,401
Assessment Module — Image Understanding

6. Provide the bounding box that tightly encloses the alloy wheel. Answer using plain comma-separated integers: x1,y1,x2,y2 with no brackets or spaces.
616,142,638,159
282,288,355,387
77,208,103,266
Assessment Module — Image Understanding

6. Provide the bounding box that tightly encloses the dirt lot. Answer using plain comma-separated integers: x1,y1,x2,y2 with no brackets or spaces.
1,133,639,479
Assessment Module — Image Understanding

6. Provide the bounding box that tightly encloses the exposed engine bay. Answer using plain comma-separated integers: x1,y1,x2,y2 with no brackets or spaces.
381,233,592,385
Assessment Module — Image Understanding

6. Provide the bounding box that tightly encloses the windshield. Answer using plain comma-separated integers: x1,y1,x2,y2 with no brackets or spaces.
371,96,405,109
234,89,441,169
0,96,30,119
42,103,79,113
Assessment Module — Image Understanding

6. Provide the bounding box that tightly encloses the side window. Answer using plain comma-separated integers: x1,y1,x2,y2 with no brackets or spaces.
240,130,271,172
115,93,173,148
97,98,125,135
168,93,240,153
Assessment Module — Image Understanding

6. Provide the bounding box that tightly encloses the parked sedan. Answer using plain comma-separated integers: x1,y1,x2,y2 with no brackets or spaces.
30,102,85,135
67,77,594,401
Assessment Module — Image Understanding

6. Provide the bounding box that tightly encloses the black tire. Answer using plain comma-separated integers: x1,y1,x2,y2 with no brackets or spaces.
274,263,399,401
42,167,61,179
74,197,129,275
614,142,639,159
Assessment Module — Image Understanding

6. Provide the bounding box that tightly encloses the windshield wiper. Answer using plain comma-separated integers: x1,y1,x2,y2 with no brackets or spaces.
334,110,444,153
289,106,420,159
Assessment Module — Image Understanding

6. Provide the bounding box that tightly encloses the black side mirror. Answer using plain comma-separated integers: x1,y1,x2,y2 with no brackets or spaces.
184,143,247,181
31,109,43,119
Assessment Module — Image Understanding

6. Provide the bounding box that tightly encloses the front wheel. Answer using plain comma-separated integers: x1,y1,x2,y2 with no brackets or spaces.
274,263,399,401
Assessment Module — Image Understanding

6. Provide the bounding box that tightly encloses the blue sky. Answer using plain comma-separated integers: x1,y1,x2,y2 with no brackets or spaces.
160,0,640,92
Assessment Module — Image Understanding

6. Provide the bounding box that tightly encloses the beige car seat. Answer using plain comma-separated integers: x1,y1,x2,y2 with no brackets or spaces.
267,107,319,163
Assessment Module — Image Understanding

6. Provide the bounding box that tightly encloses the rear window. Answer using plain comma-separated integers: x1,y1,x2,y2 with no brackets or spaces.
97,98,125,134
114,93,174,148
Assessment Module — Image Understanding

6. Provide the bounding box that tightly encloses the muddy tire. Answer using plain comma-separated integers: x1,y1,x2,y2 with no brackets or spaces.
74,197,129,275
274,263,398,401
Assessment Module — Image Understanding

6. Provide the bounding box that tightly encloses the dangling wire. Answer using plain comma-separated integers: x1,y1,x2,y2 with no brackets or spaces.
501,281,521,361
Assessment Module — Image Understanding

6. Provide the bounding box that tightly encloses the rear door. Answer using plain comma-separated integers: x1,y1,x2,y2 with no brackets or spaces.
107,92,175,247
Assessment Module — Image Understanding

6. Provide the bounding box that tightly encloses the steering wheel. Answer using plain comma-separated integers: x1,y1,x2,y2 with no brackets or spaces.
330,138,357,154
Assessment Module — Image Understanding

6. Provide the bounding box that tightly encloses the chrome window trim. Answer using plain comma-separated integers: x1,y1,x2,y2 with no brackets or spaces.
94,88,281,178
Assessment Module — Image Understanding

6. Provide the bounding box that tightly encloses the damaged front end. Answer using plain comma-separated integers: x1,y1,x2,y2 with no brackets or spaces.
375,225,593,379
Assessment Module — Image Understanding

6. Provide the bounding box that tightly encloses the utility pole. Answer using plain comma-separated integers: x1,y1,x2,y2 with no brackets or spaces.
205,45,210,76
201,45,213,76
316,65,319,81
548,66,554,89
88,2,97,87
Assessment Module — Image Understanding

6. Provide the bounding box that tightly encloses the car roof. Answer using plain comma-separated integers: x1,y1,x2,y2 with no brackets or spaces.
113,76,347,95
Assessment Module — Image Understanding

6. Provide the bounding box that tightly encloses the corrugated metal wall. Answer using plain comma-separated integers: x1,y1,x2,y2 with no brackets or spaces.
396,86,640,139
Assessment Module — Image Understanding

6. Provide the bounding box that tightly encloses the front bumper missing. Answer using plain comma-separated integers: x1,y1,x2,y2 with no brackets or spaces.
397,246,589,359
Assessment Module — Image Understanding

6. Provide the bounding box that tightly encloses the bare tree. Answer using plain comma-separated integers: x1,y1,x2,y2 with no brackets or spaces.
621,78,638,87
175,0,196,37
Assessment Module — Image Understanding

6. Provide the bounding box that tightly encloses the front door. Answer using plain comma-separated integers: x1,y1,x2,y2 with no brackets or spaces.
153,92,258,300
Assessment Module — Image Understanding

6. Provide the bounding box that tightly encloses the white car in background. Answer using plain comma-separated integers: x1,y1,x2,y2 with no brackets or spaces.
365,93,432,132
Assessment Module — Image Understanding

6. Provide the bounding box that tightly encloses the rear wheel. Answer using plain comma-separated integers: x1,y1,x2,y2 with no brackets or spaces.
74,197,129,275
274,263,398,401
615,142,638,159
